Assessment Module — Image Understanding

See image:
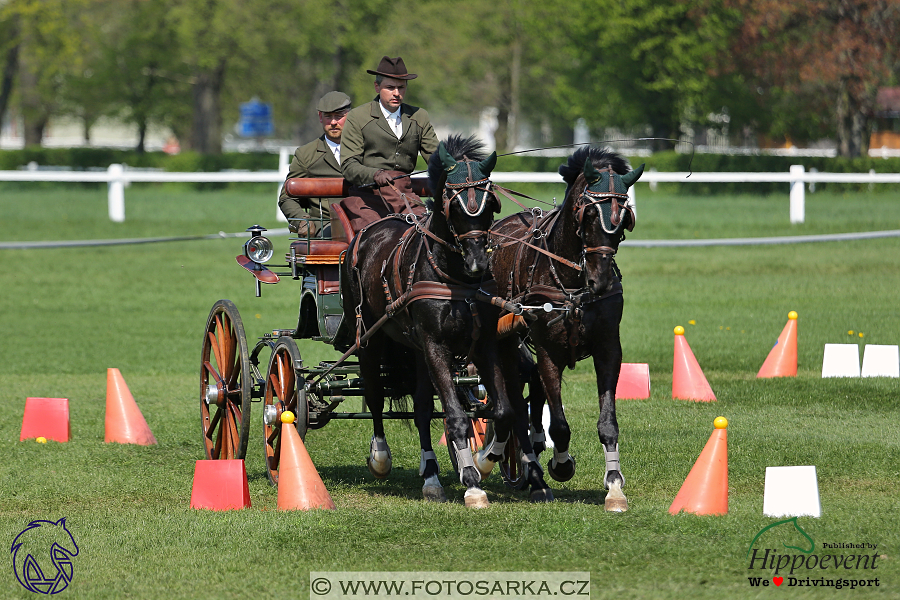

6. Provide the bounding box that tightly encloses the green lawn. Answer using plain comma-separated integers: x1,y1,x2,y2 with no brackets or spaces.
1,184,898,599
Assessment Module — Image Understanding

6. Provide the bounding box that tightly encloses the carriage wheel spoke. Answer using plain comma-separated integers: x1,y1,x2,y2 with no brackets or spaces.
207,407,222,439
208,330,224,376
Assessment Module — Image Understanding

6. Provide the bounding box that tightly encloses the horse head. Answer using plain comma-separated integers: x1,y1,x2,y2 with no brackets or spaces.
559,147,643,295
428,135,500,277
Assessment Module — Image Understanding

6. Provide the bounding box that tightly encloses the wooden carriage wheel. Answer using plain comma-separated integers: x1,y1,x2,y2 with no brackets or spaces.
262,337,308,485
200,300,252,460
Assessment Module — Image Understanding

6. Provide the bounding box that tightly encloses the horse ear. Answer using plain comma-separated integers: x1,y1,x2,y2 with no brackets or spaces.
438,142,458,172
478,151,497,177
583,160,602,184
621,163,645,188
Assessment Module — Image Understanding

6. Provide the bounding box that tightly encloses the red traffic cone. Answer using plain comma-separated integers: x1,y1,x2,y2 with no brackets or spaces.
757,311,798,378
277,412,335,511
190,459,251,510
20,397,70,442
616,363,651,399
669,417,729,515
105,368,157,445
672,327,716,401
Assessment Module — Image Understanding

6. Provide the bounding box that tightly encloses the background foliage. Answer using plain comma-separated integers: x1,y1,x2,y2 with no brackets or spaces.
1,0,899,157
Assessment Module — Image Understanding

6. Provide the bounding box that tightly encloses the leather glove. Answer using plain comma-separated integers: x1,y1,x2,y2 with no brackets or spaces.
374,169,394,187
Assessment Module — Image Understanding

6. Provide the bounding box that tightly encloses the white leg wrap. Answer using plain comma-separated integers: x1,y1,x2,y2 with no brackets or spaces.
521,451,542,475
419,450,438,477
550,446,572,469
453,441,480,484
603,443,624,488
481,433,508,459
531,430,546,445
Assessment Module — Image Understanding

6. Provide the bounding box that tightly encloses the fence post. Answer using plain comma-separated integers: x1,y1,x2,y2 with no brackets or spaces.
627,182,637,218
789,164,805,224
108,163,125,222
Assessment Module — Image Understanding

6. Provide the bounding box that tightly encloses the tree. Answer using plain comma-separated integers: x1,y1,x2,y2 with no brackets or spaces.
539,0,742,150
3,0,91,146
726,0,900,157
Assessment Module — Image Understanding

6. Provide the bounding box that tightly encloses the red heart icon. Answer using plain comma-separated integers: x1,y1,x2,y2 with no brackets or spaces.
773,577,783,586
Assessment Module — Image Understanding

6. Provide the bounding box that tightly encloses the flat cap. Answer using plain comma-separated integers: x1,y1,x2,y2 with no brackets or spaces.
316,91,352,113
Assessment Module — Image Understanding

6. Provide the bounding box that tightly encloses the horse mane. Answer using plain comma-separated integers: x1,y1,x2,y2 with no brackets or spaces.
427,134,488,194
558,146,631,201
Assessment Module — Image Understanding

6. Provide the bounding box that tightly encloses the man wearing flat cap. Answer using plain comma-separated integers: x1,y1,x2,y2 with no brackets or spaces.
338,56,439,232
278,90,352,235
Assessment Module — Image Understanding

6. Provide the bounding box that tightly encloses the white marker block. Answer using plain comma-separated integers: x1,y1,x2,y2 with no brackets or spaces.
861,345,900,378
821,344,860,377
763,466,821,518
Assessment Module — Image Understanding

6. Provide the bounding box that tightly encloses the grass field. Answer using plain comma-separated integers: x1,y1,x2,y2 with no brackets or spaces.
1,182,899,599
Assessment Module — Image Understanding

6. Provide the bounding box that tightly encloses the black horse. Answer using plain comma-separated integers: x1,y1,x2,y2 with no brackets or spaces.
340,135,511,507
489,147,643,510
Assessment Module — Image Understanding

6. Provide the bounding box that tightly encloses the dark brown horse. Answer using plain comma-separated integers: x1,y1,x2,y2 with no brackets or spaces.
489,147,643,510
340,135,511,507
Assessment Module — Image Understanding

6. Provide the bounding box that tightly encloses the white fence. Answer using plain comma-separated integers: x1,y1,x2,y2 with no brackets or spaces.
2,161,899,224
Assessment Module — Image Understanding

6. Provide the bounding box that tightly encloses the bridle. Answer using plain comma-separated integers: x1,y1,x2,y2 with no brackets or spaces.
437,157,498,253
571,167,634,265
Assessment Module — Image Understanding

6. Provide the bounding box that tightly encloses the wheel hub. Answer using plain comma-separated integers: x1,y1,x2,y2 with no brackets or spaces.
205,383,221,406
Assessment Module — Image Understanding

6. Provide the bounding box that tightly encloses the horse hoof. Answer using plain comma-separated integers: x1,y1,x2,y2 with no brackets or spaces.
423,485,447,503
604,482,628,512
366,455,392,479
548,457,576,483
474,451,495,479
530,488,554,503
464,488,489,509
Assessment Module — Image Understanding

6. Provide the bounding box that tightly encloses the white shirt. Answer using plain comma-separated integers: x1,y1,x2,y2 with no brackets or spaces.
325,137,341,163
379,102,403,138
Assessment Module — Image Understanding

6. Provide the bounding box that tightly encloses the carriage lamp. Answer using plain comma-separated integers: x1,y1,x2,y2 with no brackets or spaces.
244,225,274,263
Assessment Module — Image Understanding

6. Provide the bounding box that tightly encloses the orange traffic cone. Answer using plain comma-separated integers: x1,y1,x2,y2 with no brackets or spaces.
105,368,157,445
669,417,729,515
757,311,798,378
20,397,70,442
277,411,335,511
672,326,716,401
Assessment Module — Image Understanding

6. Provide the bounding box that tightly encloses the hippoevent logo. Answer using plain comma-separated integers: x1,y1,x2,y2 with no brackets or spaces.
10,518,80,594
746,517,881,590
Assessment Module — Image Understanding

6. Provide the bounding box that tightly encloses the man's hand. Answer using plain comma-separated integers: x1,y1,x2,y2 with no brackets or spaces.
374,169,394,187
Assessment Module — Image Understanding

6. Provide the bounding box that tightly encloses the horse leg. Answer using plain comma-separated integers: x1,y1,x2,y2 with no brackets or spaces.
493,336,554,502
515,340,548,456
594,342,626,512
360,336,392,478
424,344,489,508
536,346,576,482
471,337,516,482
413,353,446,502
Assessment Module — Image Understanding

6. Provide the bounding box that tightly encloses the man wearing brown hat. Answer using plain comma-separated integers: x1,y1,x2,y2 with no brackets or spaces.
278,90,352,235
338,56,438,232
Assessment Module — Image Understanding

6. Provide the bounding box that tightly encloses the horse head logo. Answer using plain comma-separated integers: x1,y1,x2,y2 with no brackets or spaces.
10,518,79,594
747,516,815,558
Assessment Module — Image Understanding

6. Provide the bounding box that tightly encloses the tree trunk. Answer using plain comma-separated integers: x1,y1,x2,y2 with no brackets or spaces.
834,80,870,158
136,119,147,154
18,45,47,147
0,37,18,129
190,59,226,154
507,37,521,152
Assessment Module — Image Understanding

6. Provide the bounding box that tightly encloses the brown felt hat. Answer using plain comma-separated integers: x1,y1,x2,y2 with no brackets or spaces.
366,56,417,80
316,91,352,113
